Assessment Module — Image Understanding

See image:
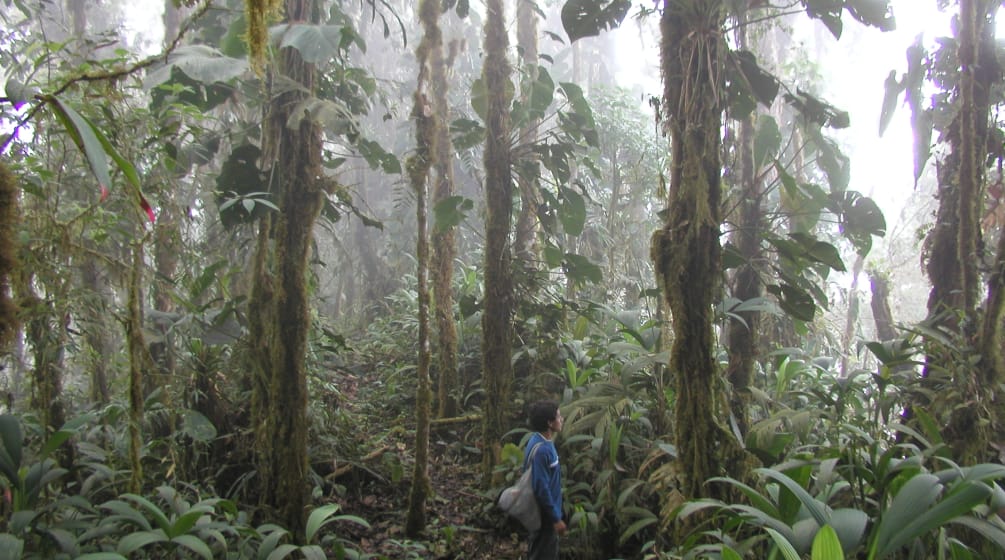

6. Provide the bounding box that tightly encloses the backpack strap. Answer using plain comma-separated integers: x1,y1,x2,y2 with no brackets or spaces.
525,441,545,472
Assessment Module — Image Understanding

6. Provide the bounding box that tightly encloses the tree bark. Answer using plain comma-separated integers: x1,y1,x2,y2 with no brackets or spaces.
405,0,438,536
429,2,460,420
869,270,897,342
652,0,747,515
480,0,514,485
249,0,323,536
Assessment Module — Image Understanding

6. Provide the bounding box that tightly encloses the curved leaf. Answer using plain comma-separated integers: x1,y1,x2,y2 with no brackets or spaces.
812,524,845,560
561,0,630,43
171,534,213,560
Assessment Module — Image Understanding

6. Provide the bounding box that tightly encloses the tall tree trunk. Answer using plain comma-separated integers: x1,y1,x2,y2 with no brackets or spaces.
652,0,747,515
405,0,438,535
723,5,761,435
126,241,151,493
725,118,762,436
513,0,541,264
81,260,112,404
429,4,459,420
0,162,18,353
249,0,323,536
932,0,997,461
480,0,514,485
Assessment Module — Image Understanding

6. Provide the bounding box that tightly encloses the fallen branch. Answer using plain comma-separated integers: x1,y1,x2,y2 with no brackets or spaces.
431,414,482,427
328,445,391,479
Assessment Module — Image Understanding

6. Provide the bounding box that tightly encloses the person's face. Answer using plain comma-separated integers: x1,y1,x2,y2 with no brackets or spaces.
548,410,564,434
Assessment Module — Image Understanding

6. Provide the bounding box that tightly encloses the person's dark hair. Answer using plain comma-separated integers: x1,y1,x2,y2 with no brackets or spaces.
528,400,559,432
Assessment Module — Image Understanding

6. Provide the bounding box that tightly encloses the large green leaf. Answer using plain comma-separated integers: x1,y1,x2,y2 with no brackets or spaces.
765,527,802,560
433,196,474,233
560,0,630,43
0,415,22,484
171,534,213,560
271,24,360,65
117,530,169,555
144,45,248,88
0,534,24,560
180,410,217,444
767,284,816,322
559,187,586,236
873,481,991,559
811,524,844,560
558,82,599,148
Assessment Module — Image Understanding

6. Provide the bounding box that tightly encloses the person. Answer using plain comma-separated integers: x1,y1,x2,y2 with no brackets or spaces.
524,400,567,559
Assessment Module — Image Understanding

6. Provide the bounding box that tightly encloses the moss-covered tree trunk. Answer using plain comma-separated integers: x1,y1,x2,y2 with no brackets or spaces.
0,162,18,352
724,8,761,437
930,0,998,461
725,115,761,437
248,0,323,536
429,2,460,420
405,0,438,536
480,0,514,485
126,241,150,493
652,0,747,510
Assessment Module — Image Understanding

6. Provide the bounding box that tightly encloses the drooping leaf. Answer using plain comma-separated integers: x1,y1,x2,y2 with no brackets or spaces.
767,284,816,322
560,0,631,43
558,187,586,236
803,0,845,39
143,45,248,89
355,138,401,174
846,0,896,32
558,82,599,148
731,50,781,110
562,253,603,285
878,69,904,136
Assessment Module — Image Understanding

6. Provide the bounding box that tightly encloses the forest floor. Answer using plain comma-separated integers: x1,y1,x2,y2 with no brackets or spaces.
327,371,526,559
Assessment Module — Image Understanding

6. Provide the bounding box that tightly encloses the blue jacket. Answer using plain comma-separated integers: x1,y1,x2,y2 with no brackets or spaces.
523,433,562,525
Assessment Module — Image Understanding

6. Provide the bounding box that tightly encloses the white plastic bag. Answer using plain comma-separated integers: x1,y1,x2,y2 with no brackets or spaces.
497,443,543,531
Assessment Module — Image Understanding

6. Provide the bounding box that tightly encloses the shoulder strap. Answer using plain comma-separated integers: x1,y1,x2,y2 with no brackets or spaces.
526,441,545,471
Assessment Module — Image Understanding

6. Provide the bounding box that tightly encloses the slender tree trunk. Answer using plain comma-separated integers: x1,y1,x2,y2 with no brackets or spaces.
249,0,323,536
429,2,459,420
513,0,541,264
480,0,514,485
840,255,864,376
81,261,111,404
652,1,747,515
725,116,762,435
126,242,150,493
869,270,898,342
405,0,438,535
